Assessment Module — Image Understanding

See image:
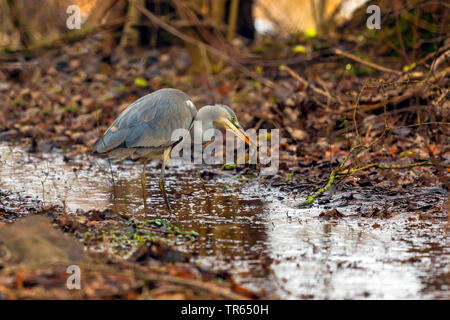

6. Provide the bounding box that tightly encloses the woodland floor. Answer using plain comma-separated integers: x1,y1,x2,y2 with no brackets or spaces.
0,27,449,299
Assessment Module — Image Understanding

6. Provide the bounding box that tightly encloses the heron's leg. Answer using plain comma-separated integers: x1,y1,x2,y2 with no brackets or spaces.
141,159,148,212
159,148,172,215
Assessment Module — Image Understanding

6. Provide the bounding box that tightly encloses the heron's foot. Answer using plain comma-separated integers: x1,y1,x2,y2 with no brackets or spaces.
159,178,173,216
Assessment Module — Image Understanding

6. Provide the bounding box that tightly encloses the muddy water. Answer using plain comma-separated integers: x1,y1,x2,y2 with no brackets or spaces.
0,145,448,299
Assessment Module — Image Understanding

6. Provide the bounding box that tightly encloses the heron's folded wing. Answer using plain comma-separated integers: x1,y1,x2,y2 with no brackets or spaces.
94,89,196,153
125,104,195,148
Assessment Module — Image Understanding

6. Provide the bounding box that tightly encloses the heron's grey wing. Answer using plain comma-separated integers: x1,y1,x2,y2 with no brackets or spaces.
94,89,197,153
125,93,196,148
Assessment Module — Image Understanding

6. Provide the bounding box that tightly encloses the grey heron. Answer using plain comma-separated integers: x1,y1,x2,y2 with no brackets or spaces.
93,88,251,215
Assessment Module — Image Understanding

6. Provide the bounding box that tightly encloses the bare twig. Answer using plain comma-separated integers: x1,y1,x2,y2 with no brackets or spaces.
353,80,367,141
333,48,402,75
343,67,450,116
394,2,410,65
300,125,390,207
299,144,358,207
395,121,450,128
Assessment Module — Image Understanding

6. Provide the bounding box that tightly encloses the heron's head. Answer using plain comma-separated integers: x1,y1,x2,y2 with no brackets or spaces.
197,104,251,146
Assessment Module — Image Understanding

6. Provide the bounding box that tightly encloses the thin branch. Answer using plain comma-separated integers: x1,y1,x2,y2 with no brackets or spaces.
394,2,410,65
300,126,390,207
299,144,365,207
333,48,402,75
343,67,450,116
395,121,450,128
353,80,367,141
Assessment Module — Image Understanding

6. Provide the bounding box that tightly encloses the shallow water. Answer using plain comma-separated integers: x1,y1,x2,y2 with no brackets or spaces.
0,145,448,299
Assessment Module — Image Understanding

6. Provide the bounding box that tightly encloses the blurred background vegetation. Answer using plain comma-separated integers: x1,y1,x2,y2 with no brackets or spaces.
0,0,447,71
0,0,448,164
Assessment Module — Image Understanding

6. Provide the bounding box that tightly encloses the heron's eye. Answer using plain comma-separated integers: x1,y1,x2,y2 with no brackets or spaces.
231,117,236,122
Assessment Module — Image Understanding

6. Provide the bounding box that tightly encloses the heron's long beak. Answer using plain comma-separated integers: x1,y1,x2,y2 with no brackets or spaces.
224,119,252,146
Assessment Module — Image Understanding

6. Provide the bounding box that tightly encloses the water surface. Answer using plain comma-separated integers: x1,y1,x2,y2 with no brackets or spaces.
0,145,448,299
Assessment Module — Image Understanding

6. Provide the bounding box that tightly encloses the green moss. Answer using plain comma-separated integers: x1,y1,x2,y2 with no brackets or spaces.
222,163,237,170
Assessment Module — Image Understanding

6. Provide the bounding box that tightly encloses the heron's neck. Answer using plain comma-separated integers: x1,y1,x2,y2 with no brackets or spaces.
191,106,216,144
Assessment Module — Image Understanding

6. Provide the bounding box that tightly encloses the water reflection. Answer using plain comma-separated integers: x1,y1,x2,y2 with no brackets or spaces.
0,145,448,299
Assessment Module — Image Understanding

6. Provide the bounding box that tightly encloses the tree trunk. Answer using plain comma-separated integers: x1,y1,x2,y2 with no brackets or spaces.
86,0,120,27
211,0,226,26
86,0,127,56
226,0,240,41
120,0,144,47
174,0,210,73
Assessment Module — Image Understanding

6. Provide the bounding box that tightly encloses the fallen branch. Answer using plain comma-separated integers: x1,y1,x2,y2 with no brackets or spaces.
299,171,337,207
342,67,450,117
300,158,449,207
300,113,393,207
299,144,362,207
333,48,402,75
395,121,450,128
1,18,124,57
281,65,336,105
